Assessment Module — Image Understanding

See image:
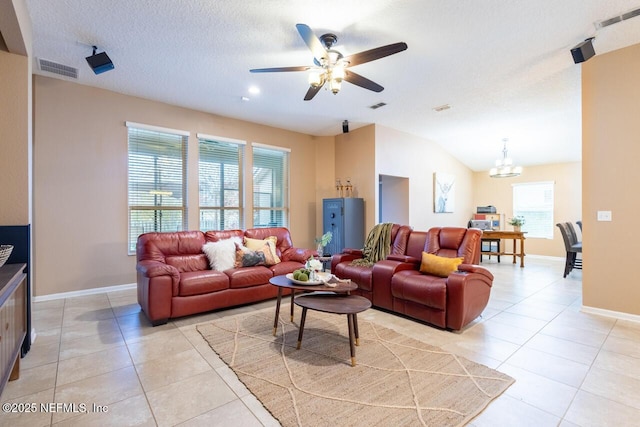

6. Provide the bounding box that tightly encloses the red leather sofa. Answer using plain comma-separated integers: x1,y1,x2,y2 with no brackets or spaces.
331,224,413,301
136,227,315,325
333,226,493,330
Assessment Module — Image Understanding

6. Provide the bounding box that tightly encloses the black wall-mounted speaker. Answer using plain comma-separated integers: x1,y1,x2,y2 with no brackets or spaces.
571,38,595,64
86,51,114,74
342,120,349,133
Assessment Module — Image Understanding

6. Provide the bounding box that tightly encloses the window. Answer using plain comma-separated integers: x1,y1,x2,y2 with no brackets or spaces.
512,181,554,239
198,134,245,231
127,122,188,253
252,144,289,228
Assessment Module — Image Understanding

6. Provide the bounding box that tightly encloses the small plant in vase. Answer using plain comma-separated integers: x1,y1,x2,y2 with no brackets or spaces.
314,231,332,256
508,216,525,232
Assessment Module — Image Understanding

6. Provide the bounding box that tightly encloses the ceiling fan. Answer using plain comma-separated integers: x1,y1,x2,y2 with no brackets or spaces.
250,23,408,101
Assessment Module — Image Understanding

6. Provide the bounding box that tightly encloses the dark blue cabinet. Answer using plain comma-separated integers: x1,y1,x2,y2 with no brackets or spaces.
322,198,364,255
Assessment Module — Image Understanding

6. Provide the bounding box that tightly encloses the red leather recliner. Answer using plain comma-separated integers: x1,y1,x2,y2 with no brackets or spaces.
374,227,493,330
331,224,412,301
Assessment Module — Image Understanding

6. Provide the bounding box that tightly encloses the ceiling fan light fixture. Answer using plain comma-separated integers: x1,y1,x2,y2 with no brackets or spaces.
331,66,345,83
308,70,324,88
329,77,342,94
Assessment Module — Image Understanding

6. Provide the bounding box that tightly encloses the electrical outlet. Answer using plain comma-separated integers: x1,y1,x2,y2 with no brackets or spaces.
597,210,612,221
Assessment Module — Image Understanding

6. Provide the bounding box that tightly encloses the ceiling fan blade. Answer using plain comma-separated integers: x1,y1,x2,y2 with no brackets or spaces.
343,42,408,67
250,66,311,73
296,23,327,63
344,71,384,92
304,84,323,101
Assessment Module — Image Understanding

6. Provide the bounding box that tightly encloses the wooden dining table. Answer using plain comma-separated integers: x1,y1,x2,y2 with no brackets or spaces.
481,230,526,267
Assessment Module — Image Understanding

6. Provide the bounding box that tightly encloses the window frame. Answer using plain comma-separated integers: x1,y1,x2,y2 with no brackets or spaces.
197,133,246,231
512,181,555,239
251,142,290,228
126,121,189,254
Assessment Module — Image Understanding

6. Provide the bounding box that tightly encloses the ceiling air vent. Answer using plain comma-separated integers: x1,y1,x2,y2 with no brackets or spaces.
433,104,451,112
369,102,387,110
595,6,640,29
38,58,79,79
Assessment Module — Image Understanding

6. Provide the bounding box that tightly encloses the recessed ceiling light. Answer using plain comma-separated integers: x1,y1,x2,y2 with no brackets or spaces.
248,86,260,95
241,96,250,102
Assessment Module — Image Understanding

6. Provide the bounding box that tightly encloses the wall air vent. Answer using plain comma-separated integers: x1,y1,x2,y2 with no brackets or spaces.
595,6,640,29
38,58,78,79
369,102,387,110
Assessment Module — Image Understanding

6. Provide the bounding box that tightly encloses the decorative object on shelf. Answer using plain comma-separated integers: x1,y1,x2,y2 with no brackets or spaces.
490,138,522,178
336,179,343,197
0,245,13,268
344,180,353,197
315,231,332,256
434,172,456,213
508,216,525,232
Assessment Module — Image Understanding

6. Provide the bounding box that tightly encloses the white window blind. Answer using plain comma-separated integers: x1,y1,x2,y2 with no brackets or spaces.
198,135,244,231
252,145,289,228
512,181,554,239
127,125,188,253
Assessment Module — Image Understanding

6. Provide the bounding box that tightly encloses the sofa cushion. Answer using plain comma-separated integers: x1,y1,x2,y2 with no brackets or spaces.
166,254,209,273
419,252,463,278
179,270,229,296
244,236,281,264
391,270,447,310
226,266,273,289
202,237,241,271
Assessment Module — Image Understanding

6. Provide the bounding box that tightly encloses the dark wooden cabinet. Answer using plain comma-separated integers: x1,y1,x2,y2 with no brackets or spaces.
0,263,27,395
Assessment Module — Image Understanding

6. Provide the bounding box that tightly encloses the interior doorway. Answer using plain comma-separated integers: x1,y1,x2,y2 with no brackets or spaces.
379,174,409,224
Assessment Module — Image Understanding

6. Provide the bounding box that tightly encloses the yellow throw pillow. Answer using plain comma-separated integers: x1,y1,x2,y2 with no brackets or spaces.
419,252,463,277
244,236,281,265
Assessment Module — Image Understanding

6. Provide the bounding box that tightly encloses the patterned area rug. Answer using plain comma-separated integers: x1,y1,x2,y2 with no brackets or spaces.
197,307,514,427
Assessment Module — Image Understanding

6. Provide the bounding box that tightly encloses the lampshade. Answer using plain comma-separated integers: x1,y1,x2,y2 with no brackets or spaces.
308,70,323,88
489,139,522,178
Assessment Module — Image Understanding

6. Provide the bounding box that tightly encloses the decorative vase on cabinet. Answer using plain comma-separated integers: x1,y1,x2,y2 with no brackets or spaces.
322,198,364,256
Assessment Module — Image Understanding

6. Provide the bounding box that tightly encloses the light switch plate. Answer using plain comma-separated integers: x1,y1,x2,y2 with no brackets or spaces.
597,210,612,221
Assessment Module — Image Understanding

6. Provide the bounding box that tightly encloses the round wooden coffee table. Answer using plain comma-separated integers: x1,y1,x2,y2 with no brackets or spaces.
294,293,372,367
269,274,357,336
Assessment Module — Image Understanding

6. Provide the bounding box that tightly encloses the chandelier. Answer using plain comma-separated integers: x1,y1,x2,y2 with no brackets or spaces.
489,139,522,178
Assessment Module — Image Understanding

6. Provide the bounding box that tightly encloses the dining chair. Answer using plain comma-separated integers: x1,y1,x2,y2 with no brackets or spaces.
556,222,582,278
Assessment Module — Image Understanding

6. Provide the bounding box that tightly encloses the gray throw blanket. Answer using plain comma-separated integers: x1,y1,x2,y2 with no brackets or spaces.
350,222,394,267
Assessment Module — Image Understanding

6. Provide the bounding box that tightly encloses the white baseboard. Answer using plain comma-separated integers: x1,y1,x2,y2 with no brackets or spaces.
34,283,137,302
581,305,640,323
525,254,565,261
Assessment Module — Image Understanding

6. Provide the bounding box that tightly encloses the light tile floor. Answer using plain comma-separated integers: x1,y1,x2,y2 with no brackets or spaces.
2,257,640,426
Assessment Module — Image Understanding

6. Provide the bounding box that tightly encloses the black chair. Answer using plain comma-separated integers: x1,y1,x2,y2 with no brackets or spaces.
576,220,582,231
556,222,582,278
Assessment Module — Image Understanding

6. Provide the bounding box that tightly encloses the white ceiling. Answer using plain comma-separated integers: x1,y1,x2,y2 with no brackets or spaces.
24,0,640,171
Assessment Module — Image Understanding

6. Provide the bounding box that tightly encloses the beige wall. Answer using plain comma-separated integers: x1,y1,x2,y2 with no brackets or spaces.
583,43,640,315
473,162,582,257
335,125,377,231
375,125,474,231
33,76,326,296
0,0,32,225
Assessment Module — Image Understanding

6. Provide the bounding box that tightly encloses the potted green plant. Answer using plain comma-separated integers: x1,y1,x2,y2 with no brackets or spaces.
508,216,525,232
314,231,332,255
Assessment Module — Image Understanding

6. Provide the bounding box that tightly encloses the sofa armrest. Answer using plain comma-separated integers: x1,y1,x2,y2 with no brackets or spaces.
386,254,421,265
457,263,494,282
330,252,362,272
137,260,180,279
281,247,317,263
445,265,494,330
136,261,180,326
342,248,364,256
